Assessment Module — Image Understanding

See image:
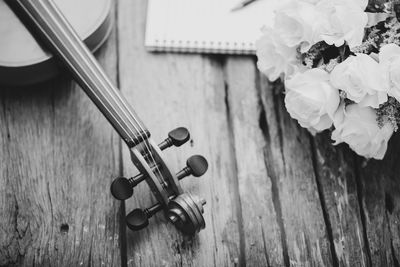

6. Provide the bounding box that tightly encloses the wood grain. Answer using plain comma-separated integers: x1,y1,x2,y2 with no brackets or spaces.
117,1,241,266
2,0,400,265
0,13,121,267
259,78,333,267
355,133,400,266
312,133,369,267
224,57,284,267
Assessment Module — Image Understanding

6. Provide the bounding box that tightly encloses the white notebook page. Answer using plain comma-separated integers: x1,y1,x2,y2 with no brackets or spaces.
145,0,278,54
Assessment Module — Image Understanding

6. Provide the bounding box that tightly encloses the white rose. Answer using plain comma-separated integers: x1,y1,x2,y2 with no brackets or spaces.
379,43,400,102
300,0,321,4
330,53,388,108
352,0,369,9
273,0,322,52
332,104,393,159
284,68,340,132
256,27,299,81
316,0,368,48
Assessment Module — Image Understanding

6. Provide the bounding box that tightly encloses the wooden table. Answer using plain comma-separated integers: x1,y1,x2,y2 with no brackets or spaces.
1,1,400,266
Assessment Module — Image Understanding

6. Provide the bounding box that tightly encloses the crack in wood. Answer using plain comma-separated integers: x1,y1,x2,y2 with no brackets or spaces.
354,156,373,266
2,95,11,142
208,200,219,267
0,95,20,267
384,200,400,267
13,196,21,265
201,57,220,267
270,81,286,169
257,78,290,267
260,218,271,267
88,238,93,267
392,241,400,267
309,138,339,267
46,182,54,230
260,129,290,267
119,202,127,267
223,70,247,267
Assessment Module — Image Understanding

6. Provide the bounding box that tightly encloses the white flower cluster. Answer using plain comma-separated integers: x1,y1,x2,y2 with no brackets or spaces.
256,0,368,81
256,0,400,159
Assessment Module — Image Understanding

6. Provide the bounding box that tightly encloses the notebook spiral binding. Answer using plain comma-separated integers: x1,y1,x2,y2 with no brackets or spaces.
146,38,255,55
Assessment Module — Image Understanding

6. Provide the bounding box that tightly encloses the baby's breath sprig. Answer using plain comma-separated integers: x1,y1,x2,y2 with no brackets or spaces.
376,97,400,131
381,16,400,46
351,14,400,55
351,36,379,54
358,16,400,54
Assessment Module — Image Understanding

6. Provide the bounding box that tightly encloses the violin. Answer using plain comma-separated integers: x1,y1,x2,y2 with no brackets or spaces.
4,0,208,235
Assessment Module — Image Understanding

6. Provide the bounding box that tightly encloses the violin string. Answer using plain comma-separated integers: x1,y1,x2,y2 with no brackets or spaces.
107,89,167,188
88,69,166,185
75,45,166,186
48,16,165,185
24,2,141,153
57,11,167,187
93,75,165,186
17,1,167,189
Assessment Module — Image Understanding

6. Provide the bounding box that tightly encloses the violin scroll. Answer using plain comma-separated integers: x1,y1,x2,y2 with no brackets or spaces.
167,193,206,235
112,127,208,235
126,192,206,235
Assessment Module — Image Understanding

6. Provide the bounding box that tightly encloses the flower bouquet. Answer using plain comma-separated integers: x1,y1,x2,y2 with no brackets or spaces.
256,0,400,159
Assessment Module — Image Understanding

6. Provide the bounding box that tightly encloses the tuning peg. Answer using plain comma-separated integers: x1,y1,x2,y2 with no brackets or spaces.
158,127,190,150
111,155,207,200
176,155,208,180
110,162,166,200
110,177,133,200
110,173,147,200
126,202,163,231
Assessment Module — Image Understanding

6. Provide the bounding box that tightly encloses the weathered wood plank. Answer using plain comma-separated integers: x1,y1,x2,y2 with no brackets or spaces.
117,1,241,266
0,12,121,267
224,57,285,267
355,133,400,266
312,133,370,267
259,78,333,267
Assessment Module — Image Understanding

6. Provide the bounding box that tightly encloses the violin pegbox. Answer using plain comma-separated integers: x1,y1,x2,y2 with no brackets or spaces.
110,127,208,235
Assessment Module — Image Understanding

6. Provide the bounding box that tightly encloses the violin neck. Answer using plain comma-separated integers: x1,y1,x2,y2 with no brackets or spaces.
6,0,149,147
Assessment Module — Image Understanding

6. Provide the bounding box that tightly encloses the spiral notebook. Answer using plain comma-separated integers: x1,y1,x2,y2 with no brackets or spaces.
145,0,277,55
